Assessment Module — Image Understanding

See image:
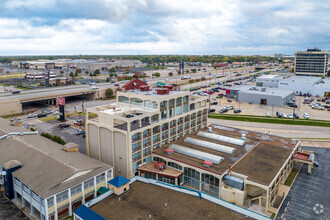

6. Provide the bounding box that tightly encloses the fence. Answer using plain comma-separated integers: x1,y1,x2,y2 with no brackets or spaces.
84,189,113,208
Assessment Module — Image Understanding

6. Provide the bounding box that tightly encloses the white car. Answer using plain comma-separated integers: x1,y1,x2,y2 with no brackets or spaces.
303,113,310,119
282,113,288,118
28,113,37,118
287,114,293,118
212,97,217,100
265,112,271,117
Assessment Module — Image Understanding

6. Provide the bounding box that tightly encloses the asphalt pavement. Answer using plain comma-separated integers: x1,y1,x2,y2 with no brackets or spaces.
277,147,330,220
208,119,330,138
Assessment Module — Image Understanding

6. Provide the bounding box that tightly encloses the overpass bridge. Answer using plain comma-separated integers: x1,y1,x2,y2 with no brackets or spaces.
0,84,112,116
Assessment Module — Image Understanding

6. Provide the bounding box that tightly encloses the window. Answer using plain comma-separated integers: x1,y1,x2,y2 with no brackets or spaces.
84,178,94,190
132,152,141,162
107,170,112,179
158,175,175,185
132,142,141,152
153,157,166,164
168,162,182,170
161,109,167,120
153,134,159,142
183,103,188,113
190,103,195,111
160,101,167,109
176,97,182,115
130,98,143,106
153,143,159,149
168,99,175,118
144,172,156,179
143,139,150,147
151,114,159,123
47,197,54,208
132,133,140,142
96,173,105,184
56,190,69,203
143,129,151,137
118,96,129,103
143,148,150,157
202,174,219,196
184,168,200,190
144,100,158,109
71,184,82,196
144,156,151,163
183,95,189,103
132,163,138,173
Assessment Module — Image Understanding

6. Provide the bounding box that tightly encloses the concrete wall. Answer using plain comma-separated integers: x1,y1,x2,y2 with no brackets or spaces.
113,131,128,178
237,92,293,107
0,100,22,116
87,124,99,160
99,127,113,165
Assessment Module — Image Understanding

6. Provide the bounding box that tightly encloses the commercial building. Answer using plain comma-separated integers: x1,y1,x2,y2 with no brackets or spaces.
85,80,208,179
255,75,330,97
150,124,303,213
294,48,329,77
0,118,113,220
227,85,294,106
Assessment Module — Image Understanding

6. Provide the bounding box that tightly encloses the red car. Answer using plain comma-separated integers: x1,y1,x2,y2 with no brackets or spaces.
227,99,232,102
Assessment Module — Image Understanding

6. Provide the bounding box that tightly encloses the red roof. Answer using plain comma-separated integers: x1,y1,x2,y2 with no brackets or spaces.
122,78,148,91
294,152,310,161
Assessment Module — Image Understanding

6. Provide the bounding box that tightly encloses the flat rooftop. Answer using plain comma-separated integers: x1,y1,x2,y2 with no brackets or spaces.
94,103,157,117
119,88,186,97
91,181,251,220
232,85,293,98
257,75,283,79
280,76,321,84
154,124,297,186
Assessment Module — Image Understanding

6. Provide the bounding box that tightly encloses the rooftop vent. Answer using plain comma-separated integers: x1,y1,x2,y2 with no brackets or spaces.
197,131,246,146
208,127,213,133
241,134,247,141
184,137,236,154
48,152,52,155
165,149,174,155
203,160,213,167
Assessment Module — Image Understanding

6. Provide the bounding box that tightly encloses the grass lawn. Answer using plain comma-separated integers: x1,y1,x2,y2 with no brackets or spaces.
39,115,57,122
1,111,34,119
284,168,299,187
209,114,330,127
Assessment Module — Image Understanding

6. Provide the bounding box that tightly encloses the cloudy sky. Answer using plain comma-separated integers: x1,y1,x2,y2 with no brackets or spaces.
0,0,329,55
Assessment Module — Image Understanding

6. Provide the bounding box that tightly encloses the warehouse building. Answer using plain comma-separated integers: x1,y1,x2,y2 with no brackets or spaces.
255,75,330,97
85,79,208,179
227,85,294,106
0,118,113,220
294,48,329,77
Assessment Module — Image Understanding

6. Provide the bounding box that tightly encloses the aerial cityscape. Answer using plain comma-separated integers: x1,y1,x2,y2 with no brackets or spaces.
0,1,329,220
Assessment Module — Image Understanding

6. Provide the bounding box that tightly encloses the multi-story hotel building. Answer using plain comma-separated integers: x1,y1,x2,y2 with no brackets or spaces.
86,81,208,179
294,48,329,77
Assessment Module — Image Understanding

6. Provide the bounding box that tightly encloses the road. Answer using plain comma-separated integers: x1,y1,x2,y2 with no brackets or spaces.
208,118,330,138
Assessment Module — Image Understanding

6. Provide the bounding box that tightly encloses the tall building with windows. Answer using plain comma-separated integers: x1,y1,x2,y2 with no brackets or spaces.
294,48,329,77
86,83,208,178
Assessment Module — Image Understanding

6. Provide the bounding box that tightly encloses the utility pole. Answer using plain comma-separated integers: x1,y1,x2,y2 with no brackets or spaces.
293,106,295,123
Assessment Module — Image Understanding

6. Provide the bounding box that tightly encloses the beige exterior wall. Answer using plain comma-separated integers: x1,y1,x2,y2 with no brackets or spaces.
86,90,208,179
0,100,22,116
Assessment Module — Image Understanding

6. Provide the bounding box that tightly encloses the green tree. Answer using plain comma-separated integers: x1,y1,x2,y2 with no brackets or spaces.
186,70,189,74
141,75,147,78
89,72,93,77
94,69,100,75
106,77,110,82
69,72,74,77
177,70,181,75
105,88,113,98
109,67,116,73
191,68,196,73
153,72,160,78
168,72,173,77
327,69,330,77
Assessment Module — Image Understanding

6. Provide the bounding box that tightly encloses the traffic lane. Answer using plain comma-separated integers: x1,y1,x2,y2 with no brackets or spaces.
276,147,330,220
33,120,86,154
207,119,330,138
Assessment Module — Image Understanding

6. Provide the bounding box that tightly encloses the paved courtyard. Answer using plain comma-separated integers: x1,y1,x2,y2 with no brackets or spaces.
0,191,28,220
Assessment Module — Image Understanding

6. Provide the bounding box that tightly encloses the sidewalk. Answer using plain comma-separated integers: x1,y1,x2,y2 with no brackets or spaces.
301,140,330,148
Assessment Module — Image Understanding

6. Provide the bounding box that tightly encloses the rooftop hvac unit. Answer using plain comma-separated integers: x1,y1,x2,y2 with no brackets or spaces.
261,88,266,92
223,175,244,191
169,144,223,164
156,89,169,95
184,137,235,154
197,131,246,146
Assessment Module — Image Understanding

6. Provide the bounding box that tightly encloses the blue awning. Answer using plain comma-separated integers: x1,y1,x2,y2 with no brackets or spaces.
108,176,130,188
74,205,105,220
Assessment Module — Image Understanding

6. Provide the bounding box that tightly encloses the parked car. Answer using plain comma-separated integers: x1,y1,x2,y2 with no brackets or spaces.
209,109,216,113
227,99,232,102
282,113,288,118
265,112,271,117
219,108,228,113
303,113,310,119
293,113,299,118
75,130,86,135
42,109,53,114
74,119,84,125
37,113,47,118
59,123,70,128
28,113,37,118
12,91,21,94
287,114,293,118
234,109,241,113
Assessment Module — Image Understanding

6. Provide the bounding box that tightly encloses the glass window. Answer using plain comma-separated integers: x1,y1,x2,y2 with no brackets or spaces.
144,156,151,163
161,109,167,119
96,173,105,184
151,114,159,123
118,96,129,103
144,100,158,109
176,97,182,105
153,157,167,164
130,98,143,106
132,163,138,173
71,184,82,196
84,178,94,190
184,168,200,190
168,162,182,170
183,95,189,103
169,99,175,107
132,152,141,162
160,101,167,109
183,103,188,113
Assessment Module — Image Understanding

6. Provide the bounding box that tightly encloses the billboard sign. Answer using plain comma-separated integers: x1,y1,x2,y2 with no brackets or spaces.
57,97,65,106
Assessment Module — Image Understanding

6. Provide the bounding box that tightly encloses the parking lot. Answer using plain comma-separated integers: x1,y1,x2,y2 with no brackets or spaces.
0,191,28,220
277,147,330,220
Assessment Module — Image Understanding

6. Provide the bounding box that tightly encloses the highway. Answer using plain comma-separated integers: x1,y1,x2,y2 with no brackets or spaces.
208,118,330,138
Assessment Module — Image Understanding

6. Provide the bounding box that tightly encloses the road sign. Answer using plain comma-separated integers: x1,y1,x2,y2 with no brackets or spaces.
57,97,65,106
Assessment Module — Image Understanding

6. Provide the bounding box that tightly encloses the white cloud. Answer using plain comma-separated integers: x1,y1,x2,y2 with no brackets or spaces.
0,0,329,55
